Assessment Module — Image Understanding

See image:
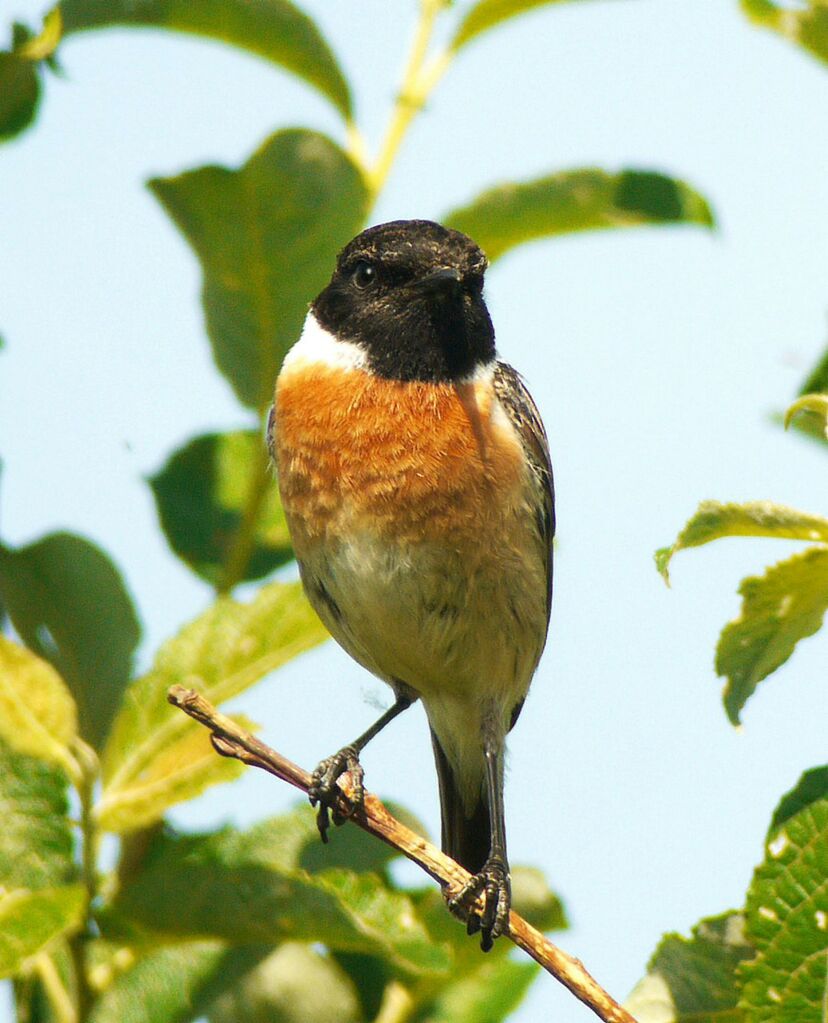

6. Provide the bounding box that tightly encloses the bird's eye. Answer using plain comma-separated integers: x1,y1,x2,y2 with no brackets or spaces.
352,260,376,290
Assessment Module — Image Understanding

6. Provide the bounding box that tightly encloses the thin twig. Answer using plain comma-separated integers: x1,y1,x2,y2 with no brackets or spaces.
167,685,637,1023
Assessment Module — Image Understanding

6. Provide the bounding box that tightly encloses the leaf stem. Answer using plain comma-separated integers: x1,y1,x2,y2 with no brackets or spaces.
215,444,273,595
68,740,100,1022
34,954,77,1023
373,981,415,1023
368,0,454,200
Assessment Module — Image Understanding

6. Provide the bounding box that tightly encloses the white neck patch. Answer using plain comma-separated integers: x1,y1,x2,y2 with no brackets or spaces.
281,312,368,374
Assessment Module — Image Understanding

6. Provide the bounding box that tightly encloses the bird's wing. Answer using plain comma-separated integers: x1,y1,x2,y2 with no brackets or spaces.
493,362,555,627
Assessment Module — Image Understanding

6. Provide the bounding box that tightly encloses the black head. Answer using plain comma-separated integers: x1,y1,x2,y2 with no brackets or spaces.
312,220,496,383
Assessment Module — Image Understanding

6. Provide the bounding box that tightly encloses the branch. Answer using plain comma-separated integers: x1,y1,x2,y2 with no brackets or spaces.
167,685,637,1023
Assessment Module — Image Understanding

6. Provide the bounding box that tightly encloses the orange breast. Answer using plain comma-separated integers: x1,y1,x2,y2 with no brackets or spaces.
273,364,526,548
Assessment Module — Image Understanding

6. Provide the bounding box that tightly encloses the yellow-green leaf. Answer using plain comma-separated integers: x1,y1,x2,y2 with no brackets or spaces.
452,0,605,51
741,0,828,66
0,636,78,776
784,393,828,440
0,51,40,142
0,886,85,978
717,547,828,724
17,8,62,60
100,581,327,827
95,714,254,833
656,501,828,583
444,168,713,263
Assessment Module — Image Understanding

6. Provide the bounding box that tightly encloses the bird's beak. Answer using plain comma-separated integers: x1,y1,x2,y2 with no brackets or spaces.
412,268,464,295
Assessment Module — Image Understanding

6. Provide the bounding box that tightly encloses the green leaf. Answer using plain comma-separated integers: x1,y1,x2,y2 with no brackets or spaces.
769,766,828,834
0,739,76,891
0,886,86,979
89,941,268,1023
57,0,352,119
785,393,828,440
739,776,828,1022
799,345,828,396
452,0,604,50
420,956,538,1023
0,51,40,142
655,501,828,583
716,547,828,724
510,865,568,932
444,168,714,263
0,635,77,774
17,9,62,61
98,580,327,831
209,943,362,1023
149,128,368,409
0,532,141,750
741,0,828,66
111,818,452,976
94,713,253,833
149,430,292,586
625,912,754,1023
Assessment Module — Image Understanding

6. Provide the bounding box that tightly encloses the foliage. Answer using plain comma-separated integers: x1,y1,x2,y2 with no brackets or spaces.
1,1,824,1022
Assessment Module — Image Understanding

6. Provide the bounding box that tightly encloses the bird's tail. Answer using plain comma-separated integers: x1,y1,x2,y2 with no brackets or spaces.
430,729,490,874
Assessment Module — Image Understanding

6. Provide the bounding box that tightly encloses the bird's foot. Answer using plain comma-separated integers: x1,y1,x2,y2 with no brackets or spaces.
447,855,511,951
308,745,364,843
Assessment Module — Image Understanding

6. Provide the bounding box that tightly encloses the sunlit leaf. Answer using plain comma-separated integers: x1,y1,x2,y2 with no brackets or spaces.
88,941,268,1023
625,912,753,1023
716,547,828,724
784,393,828,440
741,0,828,65
739,771,828,1021
0,635,77,774
209,943,361,1023
0,532,140,750
99,581,327,829
95,714,254,833
149,129,368,409
149,430,292,586
0,886,85,979
768,765,828,834
0,739,76,891
452,0,606,50
655,501,828,583
510,865,568,932
444,168,714,262
57,0,352,118
17,9,62,60
112,818,452,976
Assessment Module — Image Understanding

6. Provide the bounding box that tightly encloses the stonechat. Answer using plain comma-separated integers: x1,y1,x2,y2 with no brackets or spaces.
270,219,554,949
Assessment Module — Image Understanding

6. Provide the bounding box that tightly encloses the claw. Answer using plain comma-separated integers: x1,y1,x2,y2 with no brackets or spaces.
447,856,511,951
307,745,364,842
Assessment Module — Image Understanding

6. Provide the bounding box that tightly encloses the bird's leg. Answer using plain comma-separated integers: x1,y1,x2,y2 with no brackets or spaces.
449,737,511,951
309,694,413,841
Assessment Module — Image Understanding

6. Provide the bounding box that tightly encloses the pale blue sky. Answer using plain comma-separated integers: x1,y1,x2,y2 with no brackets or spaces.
1,2,827,1021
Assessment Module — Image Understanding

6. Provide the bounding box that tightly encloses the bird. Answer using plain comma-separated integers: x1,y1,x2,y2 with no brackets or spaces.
269,219,554,950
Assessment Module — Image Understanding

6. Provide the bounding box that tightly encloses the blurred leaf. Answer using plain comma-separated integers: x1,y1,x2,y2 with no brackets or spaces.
0,739,76,891
416,956,537,1023
0,635,77,773
57,0,352,118
655,501,828,582
149,430,292,586
769,765,828,834
510,865,568,932
0,532,141,750
625,912,753,1023
112,818,451,975
209,943,361,1023
88,941,268,1023
149,128,368,408
785,393,828,440
741,0,828,65
799,345,828,395
0,51,40,142
444,168,713,262
99,580,326,830
452,0,603,50
0,886,85,978
95,713,253,833
716,547,828,724
17,9,62,60
739,773,828,1021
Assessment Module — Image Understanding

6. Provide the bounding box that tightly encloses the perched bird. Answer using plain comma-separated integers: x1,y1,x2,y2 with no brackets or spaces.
270,220,554,949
